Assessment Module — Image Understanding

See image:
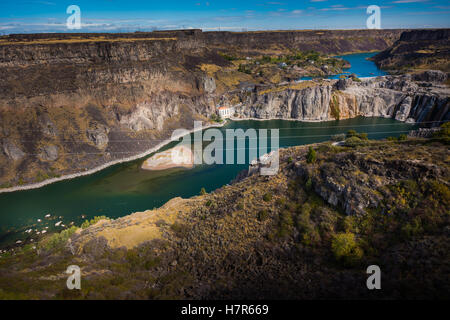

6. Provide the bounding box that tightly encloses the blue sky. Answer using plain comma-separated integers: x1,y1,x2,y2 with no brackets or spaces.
0,0,449,34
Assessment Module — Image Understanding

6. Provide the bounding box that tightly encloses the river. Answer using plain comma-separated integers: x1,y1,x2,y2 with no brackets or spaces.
0,52,412,248
301,51,387,80
0,117,415,247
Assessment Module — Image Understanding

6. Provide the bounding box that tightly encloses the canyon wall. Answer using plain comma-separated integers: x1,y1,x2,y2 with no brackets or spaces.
373,28,450,73
203,29,405,55
0,29,448,188
233,75,449,124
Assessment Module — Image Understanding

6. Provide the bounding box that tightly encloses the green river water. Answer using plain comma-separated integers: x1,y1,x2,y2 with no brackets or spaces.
0,117,415,247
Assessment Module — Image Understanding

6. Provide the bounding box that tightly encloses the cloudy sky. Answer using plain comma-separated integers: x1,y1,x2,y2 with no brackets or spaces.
0,0,449,34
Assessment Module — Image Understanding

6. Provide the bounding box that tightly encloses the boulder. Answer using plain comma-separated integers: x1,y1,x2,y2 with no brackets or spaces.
2,140,25,161
38,145,58,161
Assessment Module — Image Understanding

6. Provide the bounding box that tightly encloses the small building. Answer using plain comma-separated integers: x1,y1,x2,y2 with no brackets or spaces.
217,106,235,118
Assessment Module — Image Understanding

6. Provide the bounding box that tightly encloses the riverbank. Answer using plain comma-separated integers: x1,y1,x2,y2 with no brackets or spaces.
0,112,419,194
0,121,226,194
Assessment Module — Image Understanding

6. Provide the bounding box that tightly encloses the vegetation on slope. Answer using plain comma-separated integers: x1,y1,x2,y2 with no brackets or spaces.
0,125,449,300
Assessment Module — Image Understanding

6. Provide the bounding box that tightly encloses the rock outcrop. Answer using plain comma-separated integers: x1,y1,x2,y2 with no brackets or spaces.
373,29,450,73
231,76,449,125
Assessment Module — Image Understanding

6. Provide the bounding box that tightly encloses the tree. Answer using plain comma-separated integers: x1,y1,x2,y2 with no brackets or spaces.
200,187,207,195
331,232,363,265
346,130,358,138
307,146,317,164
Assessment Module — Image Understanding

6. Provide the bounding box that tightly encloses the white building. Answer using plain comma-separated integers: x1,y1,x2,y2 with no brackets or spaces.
217,106,235,118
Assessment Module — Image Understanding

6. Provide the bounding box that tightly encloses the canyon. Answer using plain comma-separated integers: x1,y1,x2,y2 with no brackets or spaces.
0,28,448,300
0,29,448,190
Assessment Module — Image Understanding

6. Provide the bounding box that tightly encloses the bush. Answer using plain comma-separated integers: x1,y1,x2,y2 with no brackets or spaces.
263,193,272,202
433,122,450,144
81,216,108,229
331,232,363,265
305,178,313,191
344,136,363,147
307,146,317,164
258,209,269,221
398,134,408,141
44,226,78,250
347,130,368,140
331,133,346,142
209,114,223,123
200,187,207,195
346,130,358,138
277,210,294,238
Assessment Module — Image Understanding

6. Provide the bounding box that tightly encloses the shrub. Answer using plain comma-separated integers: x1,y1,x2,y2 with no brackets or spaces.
344,136,363,147
43,226,78,250
306,146,317,164
81,216,109,229
331,133,346,142
305,178,313,191
170,222,189,237
433,122,450,144
358,132,368,140
258,209,269,222
263,193,272,202
398,134,408,141
346,130,358,138
200,187,207,195
209,114,223,123
347,130,368,140
277,210,294,238
331,232,363,265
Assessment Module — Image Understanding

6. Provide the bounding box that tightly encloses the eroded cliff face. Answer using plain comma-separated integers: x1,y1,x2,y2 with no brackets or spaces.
0,33,225,188
373,29,450,73
0,30,447,189
232,75,449,124
203,29,404,55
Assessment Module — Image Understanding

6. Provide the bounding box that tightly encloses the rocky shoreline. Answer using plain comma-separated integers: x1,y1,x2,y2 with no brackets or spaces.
0,122,225,194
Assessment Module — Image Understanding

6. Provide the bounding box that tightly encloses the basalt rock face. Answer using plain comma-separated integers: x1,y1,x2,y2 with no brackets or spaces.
235,85,333,121
0,32,224,187
1,140,448,299
373,29,450,73
0,30,444,188
233,76,449,125
203,29,404,55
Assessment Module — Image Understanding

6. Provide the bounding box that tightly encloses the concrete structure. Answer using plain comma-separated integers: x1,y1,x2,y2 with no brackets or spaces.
217,106,235,118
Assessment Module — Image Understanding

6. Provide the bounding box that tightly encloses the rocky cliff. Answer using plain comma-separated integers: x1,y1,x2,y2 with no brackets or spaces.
0,134,448,299
203,29,404,55
373,29,450,73
0,31,228,188
0,29,447,189
232,74,449,124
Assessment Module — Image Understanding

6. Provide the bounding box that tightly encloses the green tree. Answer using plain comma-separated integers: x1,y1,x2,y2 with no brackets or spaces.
331,232,363,265
346,130,357,138
307,146,317,164
200,187,207,195
263,193,272,202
